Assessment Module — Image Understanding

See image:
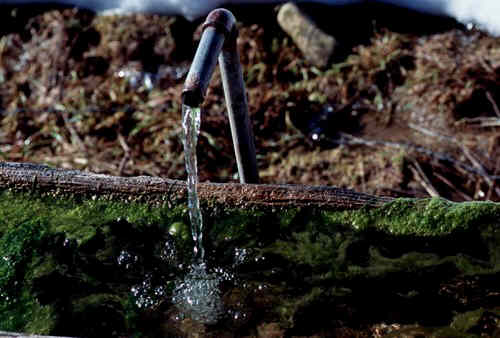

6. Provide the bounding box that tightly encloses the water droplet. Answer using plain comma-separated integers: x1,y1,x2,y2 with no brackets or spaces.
161,240,177,263
233,248,249,265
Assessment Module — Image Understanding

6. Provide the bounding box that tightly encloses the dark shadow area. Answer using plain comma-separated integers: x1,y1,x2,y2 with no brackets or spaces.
0,4,94,36
299,2,462,52
227,2,464,60
455,87,500,120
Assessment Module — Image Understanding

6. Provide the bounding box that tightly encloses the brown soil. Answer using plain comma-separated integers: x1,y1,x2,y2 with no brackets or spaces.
0,4,499,202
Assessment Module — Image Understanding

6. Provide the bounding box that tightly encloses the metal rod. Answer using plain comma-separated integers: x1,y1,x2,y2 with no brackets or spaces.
219,33,259,184
182,27,225,107
182,8,259,184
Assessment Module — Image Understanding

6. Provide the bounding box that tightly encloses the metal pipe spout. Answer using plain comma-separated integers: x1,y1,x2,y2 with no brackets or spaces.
182,8,259,184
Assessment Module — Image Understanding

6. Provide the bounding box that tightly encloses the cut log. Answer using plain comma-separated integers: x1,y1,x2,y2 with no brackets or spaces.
0,161,392,210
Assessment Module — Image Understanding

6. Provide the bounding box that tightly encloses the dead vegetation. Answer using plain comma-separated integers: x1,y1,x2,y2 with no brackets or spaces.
0,4,499,201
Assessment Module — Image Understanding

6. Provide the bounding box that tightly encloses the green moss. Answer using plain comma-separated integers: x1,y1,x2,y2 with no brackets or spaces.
0,219,57,332
0,218,51,331
0,288,57,333
24,302,57,334
72,293,124,314
325,197,500,236
209,209,265,246
278,208,300,230
385,326,476,338
451,308,485,332
0,189,188,333
0,189,283,334
350,249,444,280
0,190,186,243
278,286,324,328
1,189,499,336
29,255,58,281
70,293,127,336
270,231,341,269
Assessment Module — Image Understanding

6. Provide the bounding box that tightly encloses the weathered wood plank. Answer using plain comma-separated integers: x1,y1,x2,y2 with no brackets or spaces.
0,162,392,210
0,332,72,338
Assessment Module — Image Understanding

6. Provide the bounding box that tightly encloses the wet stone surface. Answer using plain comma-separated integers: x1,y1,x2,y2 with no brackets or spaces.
0,190,499,336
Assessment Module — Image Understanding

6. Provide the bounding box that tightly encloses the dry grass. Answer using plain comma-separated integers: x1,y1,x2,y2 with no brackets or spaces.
1,5,500,202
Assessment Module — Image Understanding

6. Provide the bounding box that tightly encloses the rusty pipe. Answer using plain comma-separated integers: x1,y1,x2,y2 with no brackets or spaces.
182,8,259,184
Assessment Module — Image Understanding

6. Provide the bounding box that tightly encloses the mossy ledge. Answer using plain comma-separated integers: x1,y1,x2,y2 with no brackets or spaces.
0,166,499,336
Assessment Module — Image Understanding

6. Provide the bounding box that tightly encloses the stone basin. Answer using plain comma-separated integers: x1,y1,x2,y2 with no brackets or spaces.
0,162,499,337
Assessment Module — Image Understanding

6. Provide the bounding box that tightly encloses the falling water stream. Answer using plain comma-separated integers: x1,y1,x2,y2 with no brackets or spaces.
181,104,205,262
171,104,224,324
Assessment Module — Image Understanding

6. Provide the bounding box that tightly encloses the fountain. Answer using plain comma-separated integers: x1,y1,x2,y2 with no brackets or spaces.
174,8,259,324
182,8,259,185
1,6,499,337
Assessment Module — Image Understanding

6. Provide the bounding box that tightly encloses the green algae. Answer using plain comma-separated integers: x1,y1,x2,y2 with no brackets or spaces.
324,197,500,236
0,190,186,244
1,189,499,336
257,197,500,333
0,189,280,335
451,308,486,333
0,219,53,332
271,231,342,270
209,209,265,246
322,196,500,276
385,325,477,338
0,189,187,334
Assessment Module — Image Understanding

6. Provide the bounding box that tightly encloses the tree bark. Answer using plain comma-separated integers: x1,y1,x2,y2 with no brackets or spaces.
0,162,392,210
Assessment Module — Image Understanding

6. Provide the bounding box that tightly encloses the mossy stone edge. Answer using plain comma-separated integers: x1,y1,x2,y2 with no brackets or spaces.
0,189,499,336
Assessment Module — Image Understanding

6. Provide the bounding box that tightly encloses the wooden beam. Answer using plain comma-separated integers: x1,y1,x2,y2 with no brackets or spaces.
0,162,392,210
0,332,73,338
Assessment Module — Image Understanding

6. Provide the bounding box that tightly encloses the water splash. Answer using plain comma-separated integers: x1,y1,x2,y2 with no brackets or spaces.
182,104,204,262
131,273,170,309
172,262,224,324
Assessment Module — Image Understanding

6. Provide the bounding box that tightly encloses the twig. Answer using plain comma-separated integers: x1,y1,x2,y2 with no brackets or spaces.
433,172,472,201
486,91,500,117
487,157,500,200
408,123,457,144
339,129,500,199
407,124,500,189
117,132,131,154
409,160,440,197
338,132,500,180
460,144,500,196
461,145,489,181
118,155,130,176
456,117,500,128
117,132,131,176
59,109,87,153
359,159,366,193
